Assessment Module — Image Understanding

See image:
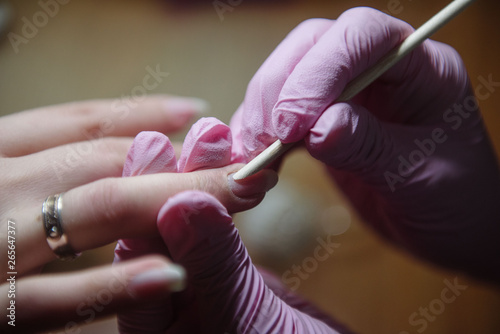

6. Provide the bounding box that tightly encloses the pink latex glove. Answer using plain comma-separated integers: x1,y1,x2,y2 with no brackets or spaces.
155,190,353,333
115,117,351,333
114,117,234,332
230,8,500,283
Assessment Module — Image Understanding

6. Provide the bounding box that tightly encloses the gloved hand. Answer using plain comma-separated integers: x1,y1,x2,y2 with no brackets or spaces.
230,7,500,283
115,118,352,333
154,190,353,334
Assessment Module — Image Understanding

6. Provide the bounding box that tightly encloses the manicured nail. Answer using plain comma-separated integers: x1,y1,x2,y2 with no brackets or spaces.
228,169,278,198
129,264,186,298
163,97,210,115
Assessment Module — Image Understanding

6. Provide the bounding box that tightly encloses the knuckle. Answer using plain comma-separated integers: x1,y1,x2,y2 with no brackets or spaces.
295,18,331,31
307,103,358,161
184,167,266,215
87,178,128,224
341,6,383,22
92,138,132,175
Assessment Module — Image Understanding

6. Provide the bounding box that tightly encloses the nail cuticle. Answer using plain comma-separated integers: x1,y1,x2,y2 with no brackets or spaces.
227,171,278,198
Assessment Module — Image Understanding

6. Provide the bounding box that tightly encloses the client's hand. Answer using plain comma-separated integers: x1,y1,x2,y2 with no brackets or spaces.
0,96,268,332
115,118,352,333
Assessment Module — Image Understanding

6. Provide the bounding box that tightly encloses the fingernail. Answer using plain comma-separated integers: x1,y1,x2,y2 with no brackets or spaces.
163,97,210,115
129,264,186,298
228,170,278,198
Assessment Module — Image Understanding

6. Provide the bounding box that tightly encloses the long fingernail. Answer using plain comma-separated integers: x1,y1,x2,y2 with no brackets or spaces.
228,170,278,198
163,97,210,115
129,264,186,298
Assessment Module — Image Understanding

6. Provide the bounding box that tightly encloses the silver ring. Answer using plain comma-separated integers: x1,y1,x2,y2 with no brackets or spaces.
42,193,80,260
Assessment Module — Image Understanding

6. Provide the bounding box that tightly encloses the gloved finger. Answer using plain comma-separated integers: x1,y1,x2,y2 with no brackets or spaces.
115,130,176,262
354,40,469,126
115,131,179,333
229,103,246,163
230,18,334,160
158,191,342,333
122,131,178,177
273,7,415,143
0,256,185,333
117,119,244,333
0,94,206,158
119,118,246,333
305,101,415,190
177,117,232,172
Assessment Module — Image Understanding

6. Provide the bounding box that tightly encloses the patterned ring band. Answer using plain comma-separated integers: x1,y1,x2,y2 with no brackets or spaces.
42,193,80,260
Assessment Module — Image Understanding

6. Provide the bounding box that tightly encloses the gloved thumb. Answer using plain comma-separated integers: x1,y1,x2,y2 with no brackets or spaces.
305,101,418,192
157,191,343,333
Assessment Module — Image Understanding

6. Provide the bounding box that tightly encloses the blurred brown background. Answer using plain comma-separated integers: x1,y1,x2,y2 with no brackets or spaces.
1,0,499,333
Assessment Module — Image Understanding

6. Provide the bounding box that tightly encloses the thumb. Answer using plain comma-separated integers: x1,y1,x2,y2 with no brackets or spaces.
158,191,342,333
305,101,417,191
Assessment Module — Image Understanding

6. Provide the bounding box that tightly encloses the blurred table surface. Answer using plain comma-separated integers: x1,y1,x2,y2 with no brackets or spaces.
1,0,499,333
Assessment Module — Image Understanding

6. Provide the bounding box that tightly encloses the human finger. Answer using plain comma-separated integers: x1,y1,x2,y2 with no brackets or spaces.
115,118,235,265
3,130,185,207
177,117,232,172
114,131,179,333
116,117,236,234
117,118,240,332
2,137,133,206
14,165,278,275
0,255,185,333
0,94,207,157
230,18,333,161
272,7,415,142
117,118,235,333
305,101,402,181
114,131,176,265
123,131,178,177
156,191,345,333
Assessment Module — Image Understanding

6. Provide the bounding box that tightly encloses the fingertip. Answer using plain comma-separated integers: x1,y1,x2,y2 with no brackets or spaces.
228,168,279,198
177,117,232,172
123,131,177,177
128,263,187,298
162,96,210,115
156,191,233,261
306,101,388,170
157,190,229,227
306,102,359,162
